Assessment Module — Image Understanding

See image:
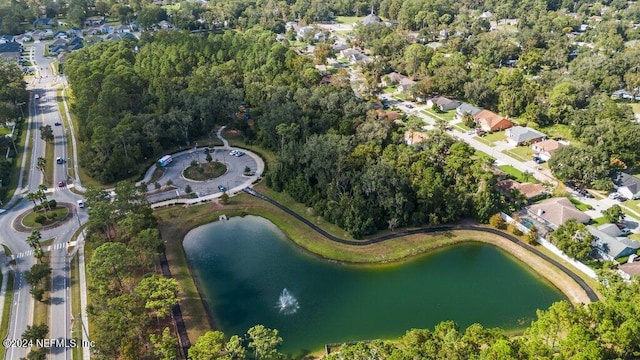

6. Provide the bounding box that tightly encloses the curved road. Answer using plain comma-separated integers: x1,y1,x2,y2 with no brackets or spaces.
243,188,599,302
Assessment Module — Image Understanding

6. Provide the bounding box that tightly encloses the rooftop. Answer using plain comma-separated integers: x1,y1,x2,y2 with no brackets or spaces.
528,197,590,228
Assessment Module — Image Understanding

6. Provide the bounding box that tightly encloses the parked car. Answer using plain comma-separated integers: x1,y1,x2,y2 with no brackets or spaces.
608,192,621,200
406,104,414,109
621,228,632,236
218,185,227,192
54,122,61,126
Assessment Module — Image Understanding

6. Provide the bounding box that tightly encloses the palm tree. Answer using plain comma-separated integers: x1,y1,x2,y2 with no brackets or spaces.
37,184,50,213
26,192,39,208
36,157,47,183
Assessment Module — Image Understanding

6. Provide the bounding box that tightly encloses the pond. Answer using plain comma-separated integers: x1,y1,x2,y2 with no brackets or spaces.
183,216,564,355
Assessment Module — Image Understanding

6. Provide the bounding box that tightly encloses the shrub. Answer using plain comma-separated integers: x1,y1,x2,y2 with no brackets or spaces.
166,179,174,186
190,159,198,167
489,214,505,229
206,153,212,163
508,224,523,236
154,182,161,189
35,215,47,224
219,193,229,205
48,199,57,208
185,185,193,194
527,227,539,245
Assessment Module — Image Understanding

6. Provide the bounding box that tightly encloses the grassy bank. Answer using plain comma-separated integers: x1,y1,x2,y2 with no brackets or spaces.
0,273,14,360
70,254,82,360
44,140,54,188
2,116,29,205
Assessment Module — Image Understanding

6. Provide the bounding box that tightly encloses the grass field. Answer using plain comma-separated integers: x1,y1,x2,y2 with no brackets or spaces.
1,117,28,205
421,108,457,121
498,165,537,183
21,207,69,228
0,273,13,360
335,16,362,24
483,131,507,143
0,127,9,136
503,146,535,162
569,197,593,211
589,217,609,226
70,254,82,360
539,124,580,145
44,140,54,188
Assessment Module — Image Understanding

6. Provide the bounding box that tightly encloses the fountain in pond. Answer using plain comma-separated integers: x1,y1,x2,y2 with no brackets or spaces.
276,288,299,315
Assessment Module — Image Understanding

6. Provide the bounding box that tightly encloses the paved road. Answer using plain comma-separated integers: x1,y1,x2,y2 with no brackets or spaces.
1,40,87,360
244,188,599,302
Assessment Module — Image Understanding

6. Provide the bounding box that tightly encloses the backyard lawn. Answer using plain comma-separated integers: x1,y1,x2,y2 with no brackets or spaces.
540,124,580,145
335,16,363,24
590,217,609,226
498,165,537,183
568,197,593,211
483,131,507,143
421,108,457,121
504,146,535,162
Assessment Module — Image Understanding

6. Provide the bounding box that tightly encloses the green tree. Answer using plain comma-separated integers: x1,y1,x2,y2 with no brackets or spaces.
87,242,137,297
602,205,624,224
462,112,476,128
39,125,54,143
22,324,48,342
36,157,47,183
135,274,179,319
549,219,594,261
189,330,226,360
150,327,177,360
247,325,283,360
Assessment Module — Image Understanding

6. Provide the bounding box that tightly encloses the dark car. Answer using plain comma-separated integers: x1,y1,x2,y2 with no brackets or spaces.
57,181,65,187
54,122,61,126
406,104,414,109
218,185,227,192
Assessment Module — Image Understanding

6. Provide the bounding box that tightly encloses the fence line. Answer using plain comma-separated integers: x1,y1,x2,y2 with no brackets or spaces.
500,212,598,279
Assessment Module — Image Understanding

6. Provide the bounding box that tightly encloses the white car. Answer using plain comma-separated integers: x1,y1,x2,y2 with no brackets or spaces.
608,193,621,200
621,228,632,235
34,94,40,100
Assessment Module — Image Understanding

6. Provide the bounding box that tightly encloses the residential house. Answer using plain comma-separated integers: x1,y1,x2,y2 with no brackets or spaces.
43,29,54,39
398,77,416,93
275,34,287,42
0,35,14,44
340,48,360,59
350,52,372,64
527,197,591,230
404,130,429,145
588,224,640,260
377,110,400,121
532,139,565,161
496,179,547,202
33,18,56,28
613,172,640,200
53,31,68,39
296,26,315,40
66,27,83,36
426,96,460,112
84,16,105,27
618,261,640,280
455,103,482,121
158,20,173,29
115,25,132,33
426,42,443,50
285,21,298,32
505,126,546,146
0,41,24,62
474,110,513,132
16,33,33,42
100,25,115,34
361,10,382,26
332,43,348,52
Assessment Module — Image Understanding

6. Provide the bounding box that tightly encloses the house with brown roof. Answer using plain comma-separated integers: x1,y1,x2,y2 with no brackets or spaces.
496,179,547,202
527,197,591,230
404,130,429,145
619,261,640,280
474,110,513,132
532,139,565,161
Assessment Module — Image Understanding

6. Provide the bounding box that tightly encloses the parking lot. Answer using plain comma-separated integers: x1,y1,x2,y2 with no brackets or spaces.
143,147,261,203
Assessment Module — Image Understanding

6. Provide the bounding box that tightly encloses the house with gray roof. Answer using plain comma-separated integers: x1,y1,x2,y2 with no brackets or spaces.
455,103,482,120
613,172,640,200
588,224,640,260
427,96,461,111
505,126,546,146
361,9,382,26
527,197,590,230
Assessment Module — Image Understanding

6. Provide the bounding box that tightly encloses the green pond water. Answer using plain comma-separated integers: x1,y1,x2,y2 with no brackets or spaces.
183,216,565,355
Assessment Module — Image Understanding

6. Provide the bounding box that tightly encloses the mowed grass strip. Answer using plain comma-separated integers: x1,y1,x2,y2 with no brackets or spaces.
0,272,14,360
